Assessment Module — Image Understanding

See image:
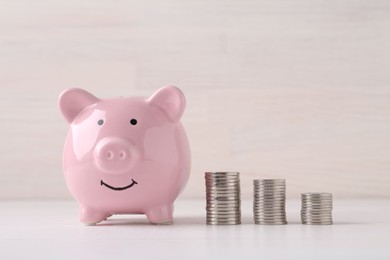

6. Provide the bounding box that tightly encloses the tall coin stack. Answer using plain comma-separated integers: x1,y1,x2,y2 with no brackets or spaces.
301,193,333,225
205,172,241,225
253,179,287,225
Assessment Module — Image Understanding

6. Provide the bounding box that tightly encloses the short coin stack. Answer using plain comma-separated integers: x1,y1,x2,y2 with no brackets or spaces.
205,172,241,225
301,193,333,225
253,179,287,225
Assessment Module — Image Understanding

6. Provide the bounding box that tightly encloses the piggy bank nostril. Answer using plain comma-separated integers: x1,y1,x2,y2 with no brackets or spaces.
107,151,114,160
119,151,126,160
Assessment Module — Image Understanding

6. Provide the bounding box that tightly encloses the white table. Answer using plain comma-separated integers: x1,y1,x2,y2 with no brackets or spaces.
0,199,389,259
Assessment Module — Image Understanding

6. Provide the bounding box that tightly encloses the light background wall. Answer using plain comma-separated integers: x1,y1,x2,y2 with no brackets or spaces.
0,0,389,200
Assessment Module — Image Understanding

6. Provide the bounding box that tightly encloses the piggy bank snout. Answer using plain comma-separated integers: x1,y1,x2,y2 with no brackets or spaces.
94,138,139,175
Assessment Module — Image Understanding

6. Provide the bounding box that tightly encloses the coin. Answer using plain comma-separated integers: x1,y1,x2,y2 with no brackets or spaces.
301,192,333,225
253,179,287,225
205,171,241,225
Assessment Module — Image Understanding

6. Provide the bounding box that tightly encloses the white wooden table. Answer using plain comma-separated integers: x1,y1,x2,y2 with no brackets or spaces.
0,199,389,259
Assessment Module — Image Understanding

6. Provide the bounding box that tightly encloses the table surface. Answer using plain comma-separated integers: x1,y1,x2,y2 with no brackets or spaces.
1,199,389,259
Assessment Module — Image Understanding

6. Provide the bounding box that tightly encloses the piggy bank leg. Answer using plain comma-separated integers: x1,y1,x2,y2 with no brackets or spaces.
145,204,174,224
79,207,109,225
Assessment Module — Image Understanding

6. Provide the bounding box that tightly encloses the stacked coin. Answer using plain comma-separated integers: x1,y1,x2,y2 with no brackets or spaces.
205,172,241,225
301,193,333,225
253,179,287,225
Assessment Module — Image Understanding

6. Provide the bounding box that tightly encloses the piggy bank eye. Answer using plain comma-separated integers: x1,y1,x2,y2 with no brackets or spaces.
97,119,104,125
130,119,137,125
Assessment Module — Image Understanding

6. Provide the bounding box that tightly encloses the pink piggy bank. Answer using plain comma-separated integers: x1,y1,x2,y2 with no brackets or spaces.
59,86,191,225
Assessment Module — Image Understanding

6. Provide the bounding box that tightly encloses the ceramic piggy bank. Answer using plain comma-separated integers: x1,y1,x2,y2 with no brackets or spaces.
59,86,191,225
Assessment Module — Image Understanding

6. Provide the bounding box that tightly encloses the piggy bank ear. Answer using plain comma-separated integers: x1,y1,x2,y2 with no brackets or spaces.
59,88,99,123
148,86,186,123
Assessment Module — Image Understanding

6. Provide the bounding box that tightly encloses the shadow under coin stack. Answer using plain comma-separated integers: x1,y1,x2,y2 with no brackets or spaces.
301,193,333,225
253,179,287,225
205,172,241,225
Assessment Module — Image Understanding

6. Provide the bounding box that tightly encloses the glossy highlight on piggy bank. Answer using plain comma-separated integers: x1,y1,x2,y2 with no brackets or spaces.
59,86,191,225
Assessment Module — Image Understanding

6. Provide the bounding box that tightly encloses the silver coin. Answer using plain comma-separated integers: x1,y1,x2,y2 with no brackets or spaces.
207,185,240,188
301,209,333,212
302,222,332,225
254,215,287,219
207,213,241,216
206,197,241,201
301,217,332,220
206,178,240,181
206,210,241,214
254,197,286,201
302,200,332,204
207,211,241,215
207,191,241,195
301,215,332,219
207,219,241,222
254,210,286,213
206,183,240,187
254,202,286,205
301,192,331,196
206,185,240,188
207,221,241,224
254,203,286,208
254,195,286,198
206,175,240,178
207,197,240,200
254,185,286,188
254,205,286,208
207,208,241,211
254,179,285,182
205,177,240,180
255,214,287,217
254,207,286,211
301,218,333,221
254,215,287,218
254,191,286,194
207,217,241,221
207,192,241,195
207,204,241,208
302,218,332,221
254,187,286,190
206,211,241,215
206,204,241,208
206,189,241,192
255,211,286,214
207,214,241,218
206,187,240,190
206,171,239,175
254,221,287,225
301,198,332,202
207,205,240,207
207,218,241,222
254,204,286,208
302,207,332,210
254,190,285,193
206,181,240,185
301,204,332,207
206,180,240,184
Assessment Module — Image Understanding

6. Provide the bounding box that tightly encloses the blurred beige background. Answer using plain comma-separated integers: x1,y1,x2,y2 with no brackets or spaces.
0,0,389,200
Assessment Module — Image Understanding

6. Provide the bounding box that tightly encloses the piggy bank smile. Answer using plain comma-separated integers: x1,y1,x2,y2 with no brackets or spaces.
100,179,138,191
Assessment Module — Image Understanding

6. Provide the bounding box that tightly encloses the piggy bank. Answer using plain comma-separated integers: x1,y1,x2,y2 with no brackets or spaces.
58,86,191,225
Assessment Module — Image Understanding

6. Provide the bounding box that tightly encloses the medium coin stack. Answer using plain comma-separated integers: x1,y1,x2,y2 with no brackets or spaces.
253,179,287,225
205,172,241,225
301,193,333,225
